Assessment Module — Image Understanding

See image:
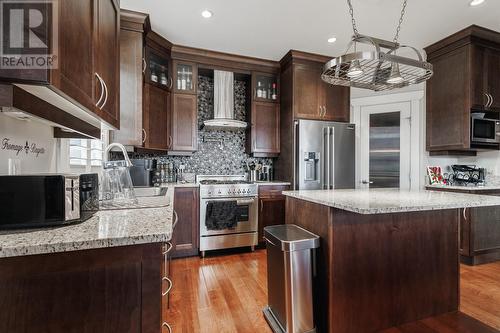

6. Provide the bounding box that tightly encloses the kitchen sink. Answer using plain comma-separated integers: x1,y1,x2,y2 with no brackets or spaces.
133,187,168,197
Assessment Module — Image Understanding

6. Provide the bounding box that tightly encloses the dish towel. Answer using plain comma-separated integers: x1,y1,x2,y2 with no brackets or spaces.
205,201,239,230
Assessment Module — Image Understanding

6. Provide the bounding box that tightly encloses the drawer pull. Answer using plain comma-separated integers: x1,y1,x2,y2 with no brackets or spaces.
163,242,173,255
162,322,172,333
162,277,173,296
173,210,179,229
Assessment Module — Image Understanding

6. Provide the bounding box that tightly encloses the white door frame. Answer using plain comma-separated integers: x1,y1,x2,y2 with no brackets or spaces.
351,91,425,190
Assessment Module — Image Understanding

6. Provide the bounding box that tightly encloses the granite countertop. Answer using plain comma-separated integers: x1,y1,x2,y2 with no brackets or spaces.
283,188,500,215
426,184,500,192
0,189,175,259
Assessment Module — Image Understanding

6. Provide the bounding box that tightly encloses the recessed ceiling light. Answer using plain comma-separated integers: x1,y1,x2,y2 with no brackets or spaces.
201,10,213,18
327,37,337,43
469,0,485,6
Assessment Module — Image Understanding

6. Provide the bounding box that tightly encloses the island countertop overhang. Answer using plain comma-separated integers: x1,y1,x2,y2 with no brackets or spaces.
283,188,500,215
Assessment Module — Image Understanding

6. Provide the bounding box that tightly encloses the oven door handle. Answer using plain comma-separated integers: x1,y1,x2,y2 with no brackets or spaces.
236,199,256,206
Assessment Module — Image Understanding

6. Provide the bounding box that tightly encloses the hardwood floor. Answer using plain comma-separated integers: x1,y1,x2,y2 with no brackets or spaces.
461,261,500,330
166,250,500,333
166,250,272,333
379,312,498,333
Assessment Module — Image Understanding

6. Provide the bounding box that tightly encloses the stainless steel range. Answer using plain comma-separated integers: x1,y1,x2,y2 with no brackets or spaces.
197,175,258,257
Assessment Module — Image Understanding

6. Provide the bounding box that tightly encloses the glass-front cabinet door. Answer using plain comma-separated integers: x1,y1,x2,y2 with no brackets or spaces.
145,47,171,90
253,73,279,103
173,61,197,94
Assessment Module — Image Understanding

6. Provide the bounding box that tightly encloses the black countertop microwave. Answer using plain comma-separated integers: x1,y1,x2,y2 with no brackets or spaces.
0,174,99,230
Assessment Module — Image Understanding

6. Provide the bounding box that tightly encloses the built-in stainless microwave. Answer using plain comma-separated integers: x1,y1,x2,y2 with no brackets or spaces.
471,116,500,145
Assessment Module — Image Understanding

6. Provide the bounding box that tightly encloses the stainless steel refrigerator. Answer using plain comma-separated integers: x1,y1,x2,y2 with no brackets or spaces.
294,119,355,190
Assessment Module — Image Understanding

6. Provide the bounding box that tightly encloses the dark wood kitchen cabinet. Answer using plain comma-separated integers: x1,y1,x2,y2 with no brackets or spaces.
142,31,172,151
94,0,120,128
425,25,500,155
170,93,198,152
143,84,171,150
275,50,350,183
112,18,174,152
427,186,500,265
0,0,121,129
171,187,199,258
247,101,280,156
484,47,500,110
111,10,149,147
247,72,281,157
461,205,500,265
0,244,162,333
280,51,350,122
258,185,289,244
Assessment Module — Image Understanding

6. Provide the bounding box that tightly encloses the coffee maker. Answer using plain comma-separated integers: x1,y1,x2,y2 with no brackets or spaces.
129,159,157,187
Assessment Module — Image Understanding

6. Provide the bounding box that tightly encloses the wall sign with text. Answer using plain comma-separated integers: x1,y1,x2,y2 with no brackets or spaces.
2,138,46,157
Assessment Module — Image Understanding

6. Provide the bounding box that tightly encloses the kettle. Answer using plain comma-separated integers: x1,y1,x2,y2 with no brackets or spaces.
100,143,138,208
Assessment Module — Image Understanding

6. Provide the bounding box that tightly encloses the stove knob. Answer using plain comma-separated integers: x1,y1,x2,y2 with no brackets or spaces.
218,190,221,194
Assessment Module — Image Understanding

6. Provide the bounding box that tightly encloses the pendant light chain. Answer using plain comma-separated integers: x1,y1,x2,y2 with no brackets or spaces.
346,0,359,37
393,0,408,43
346,0,409,43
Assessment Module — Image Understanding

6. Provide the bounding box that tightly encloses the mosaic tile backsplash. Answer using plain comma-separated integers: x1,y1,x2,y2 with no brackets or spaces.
125,76,273,176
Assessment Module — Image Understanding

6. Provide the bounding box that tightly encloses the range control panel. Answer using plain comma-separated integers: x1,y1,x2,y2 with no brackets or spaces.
200,184,257,198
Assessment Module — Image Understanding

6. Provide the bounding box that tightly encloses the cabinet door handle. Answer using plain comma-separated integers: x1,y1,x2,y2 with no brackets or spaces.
168,77,173,89
162,322,172,333
463,207,467,221
142,58,147,74
260,199,263,212
142,129,147,144
101,78,109,109
485,93,492,108
489,94,494,108
168,135,173,149
162,277,173,296
323,106,327,117
95,73,105,108
173,210,179,229
163,242,173,255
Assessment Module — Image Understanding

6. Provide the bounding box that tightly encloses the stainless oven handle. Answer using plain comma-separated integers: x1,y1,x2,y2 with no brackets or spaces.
236,199,257,206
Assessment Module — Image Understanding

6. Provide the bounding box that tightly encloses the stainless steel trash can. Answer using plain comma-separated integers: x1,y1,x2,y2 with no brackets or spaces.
263,224,320,333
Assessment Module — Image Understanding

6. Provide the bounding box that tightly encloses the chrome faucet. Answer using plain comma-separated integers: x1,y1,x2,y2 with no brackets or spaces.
103,143,133,168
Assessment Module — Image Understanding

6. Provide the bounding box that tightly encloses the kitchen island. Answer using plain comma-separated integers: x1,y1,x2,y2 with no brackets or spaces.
0,190,174,333
283,189,500,333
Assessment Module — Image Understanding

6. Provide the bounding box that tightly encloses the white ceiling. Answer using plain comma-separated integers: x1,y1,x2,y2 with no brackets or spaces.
120,0,500,61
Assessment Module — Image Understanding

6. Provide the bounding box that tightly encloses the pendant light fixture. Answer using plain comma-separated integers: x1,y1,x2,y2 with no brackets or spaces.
346,42,363,78
322,0,433,91
387,63,404,84
347,59,364,78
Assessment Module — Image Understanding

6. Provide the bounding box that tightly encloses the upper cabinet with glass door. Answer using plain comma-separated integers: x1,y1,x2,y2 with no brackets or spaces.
173,61,197,94
253,73,279,103
145,47,172,90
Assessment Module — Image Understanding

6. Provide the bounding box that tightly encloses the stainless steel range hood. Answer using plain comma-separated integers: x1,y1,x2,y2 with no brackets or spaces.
203,70,247,131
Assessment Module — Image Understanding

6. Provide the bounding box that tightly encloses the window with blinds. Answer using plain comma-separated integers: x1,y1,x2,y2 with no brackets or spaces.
69,139,104,167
